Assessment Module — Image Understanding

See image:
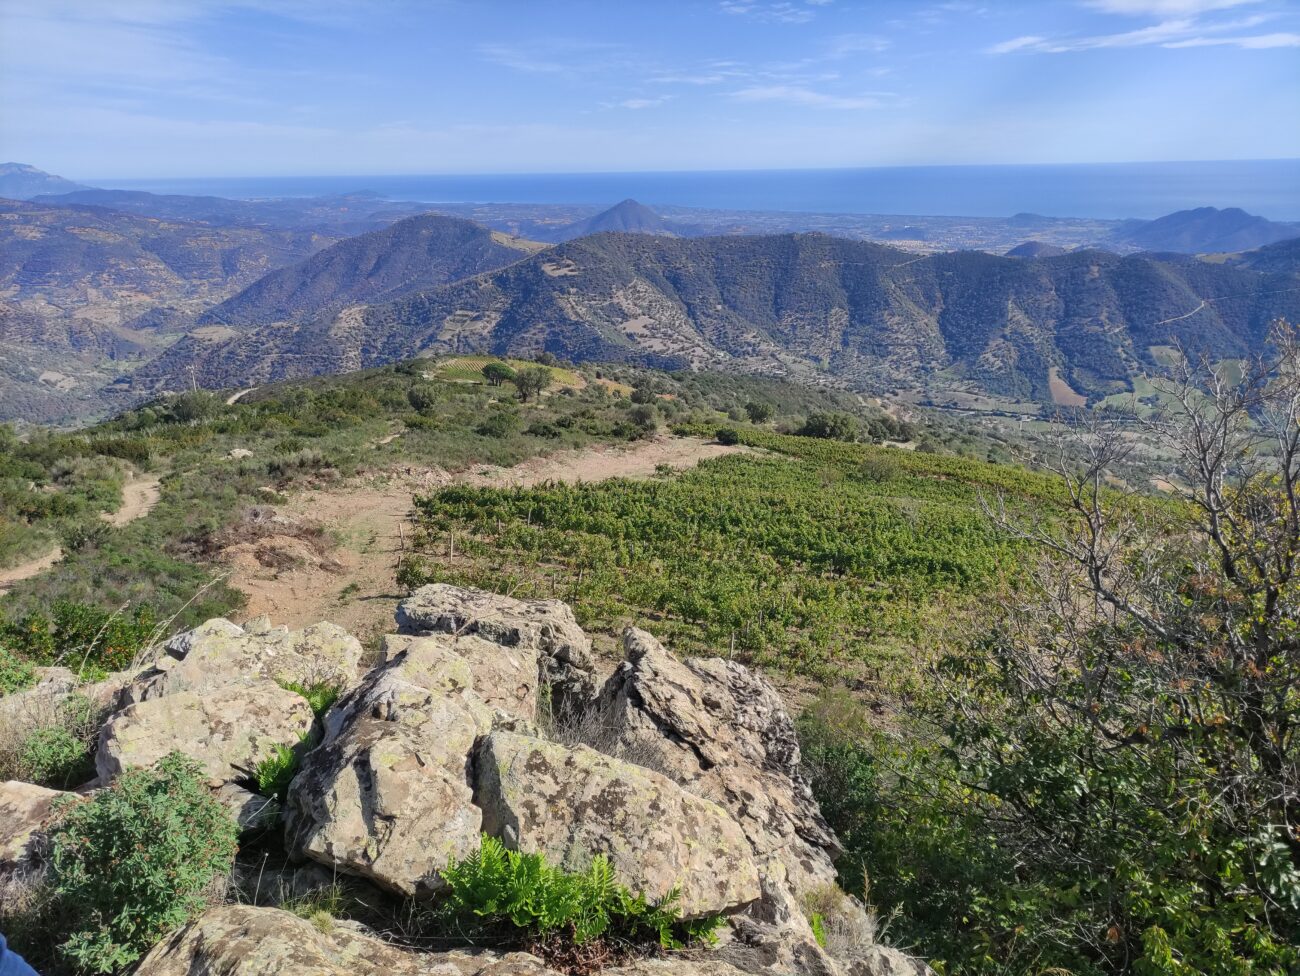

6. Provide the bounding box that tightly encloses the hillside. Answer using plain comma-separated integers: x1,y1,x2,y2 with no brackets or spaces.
1111,205,1300,253
134,230,1300,406
197,213,540,328
1006,240,1067,258
0,162,92,199
0,198,332,423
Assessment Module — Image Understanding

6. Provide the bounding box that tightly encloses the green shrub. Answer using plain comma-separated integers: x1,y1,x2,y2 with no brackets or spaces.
47,752,238,972
253,741,302,802
798,412,858,441
477,410,521,438
441,835,722,951
279,678,342,719
715,427,740,446
0,645,36,695
19,726,94,789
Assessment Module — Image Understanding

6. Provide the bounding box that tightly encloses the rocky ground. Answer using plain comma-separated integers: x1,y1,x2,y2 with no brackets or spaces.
0,584,929,975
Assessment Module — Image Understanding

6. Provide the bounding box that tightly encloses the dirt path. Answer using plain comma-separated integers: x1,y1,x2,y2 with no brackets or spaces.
103,476,162,528
0,547,63,595
228,436,747,635
2,475,164,596
225,387,257,406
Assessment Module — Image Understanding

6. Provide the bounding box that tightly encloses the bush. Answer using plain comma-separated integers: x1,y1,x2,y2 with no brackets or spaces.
441,835,722,955
477,410,521,438
744,401,774,423
19,725,94,789
0,645,36,695
47,752,238,972
253,741,302,803
279,679,342,718
715,427,740,446
798,412,858,442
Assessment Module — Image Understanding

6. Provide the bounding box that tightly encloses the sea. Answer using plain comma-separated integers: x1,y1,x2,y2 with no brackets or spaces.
93,159,1300,222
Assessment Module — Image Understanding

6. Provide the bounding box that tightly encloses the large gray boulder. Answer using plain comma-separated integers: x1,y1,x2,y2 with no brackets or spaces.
96,679,313,786
285,637,492,896
0,780,69,873
396,584,596,709
123,618,362,704
595,629,840,897
382,632,536,722
135,904,559,975
474,730,761,918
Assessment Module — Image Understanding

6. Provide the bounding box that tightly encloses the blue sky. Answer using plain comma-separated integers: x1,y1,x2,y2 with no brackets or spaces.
1,0,1297,178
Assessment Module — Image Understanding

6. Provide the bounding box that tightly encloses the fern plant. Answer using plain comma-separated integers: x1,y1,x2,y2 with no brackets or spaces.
441,835,723,950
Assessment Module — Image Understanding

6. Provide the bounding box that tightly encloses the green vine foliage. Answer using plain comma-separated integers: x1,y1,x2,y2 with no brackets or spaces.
441,835,723,950
47,752,238,973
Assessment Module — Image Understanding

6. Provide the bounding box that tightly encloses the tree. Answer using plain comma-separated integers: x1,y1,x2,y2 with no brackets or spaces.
798,412,857,441
514,366,551,402
832,327,1300,974
481,362,517,387
745,401,774,424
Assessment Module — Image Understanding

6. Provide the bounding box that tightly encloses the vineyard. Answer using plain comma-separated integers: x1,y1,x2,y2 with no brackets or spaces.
399,427,1064,677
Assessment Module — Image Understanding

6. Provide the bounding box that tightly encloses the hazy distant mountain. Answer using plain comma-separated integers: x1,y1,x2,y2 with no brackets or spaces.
550,199,675,241
133,231,1300,406
0,197,330,422
1224,235,1300,275
1006,241,1068,258
198,213,542,328
33,188,430,235
1112,206,1300,254
0,162,92,199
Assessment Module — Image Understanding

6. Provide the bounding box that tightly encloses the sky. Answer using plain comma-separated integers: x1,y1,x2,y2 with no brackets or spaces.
1,0,1298,179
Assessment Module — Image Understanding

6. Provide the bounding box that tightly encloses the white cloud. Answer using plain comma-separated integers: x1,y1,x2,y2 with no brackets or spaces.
728,85,886,109
987,11,1285,52
615,96,672,109
720,2,817,24
986,34,1048,53
1164,30,1300,46
1084,0,1259,15
826,33,891,57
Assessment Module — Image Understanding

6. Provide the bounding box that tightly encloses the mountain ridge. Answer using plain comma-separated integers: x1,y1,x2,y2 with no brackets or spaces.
129,229,1300,404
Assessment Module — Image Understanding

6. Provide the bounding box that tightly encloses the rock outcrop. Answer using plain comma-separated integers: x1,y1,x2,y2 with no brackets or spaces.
3,586,935,976
396,584,597,708
135,905,560,976
97,680,314,786
123,618,362,704
594,629,840,895
284,636,492,895
475,730,761,917
0,780,68,873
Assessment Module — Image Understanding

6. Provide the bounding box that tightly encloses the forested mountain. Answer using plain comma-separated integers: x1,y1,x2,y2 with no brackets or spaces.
132,230,1300,404
197,214,540,328
1111,206,1300,253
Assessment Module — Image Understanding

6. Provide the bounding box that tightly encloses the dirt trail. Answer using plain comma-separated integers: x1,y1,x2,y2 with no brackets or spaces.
229,436,747,634
0,547,64,595
1,475,163,596
103,476,162,528
225,387,257,406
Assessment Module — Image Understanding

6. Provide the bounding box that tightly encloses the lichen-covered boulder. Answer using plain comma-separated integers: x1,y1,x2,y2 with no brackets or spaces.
396,584,595,708
0,780,69,873
843,947,936,976
123,618,362,704
474,730,760,918
285,637,492,896
382,632,536,722
135,904,560,975
595,629,840,898
96,679,313,786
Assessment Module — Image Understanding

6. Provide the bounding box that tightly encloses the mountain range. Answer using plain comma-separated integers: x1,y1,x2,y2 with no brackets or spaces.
0,162,91,199
131,228,1300,408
